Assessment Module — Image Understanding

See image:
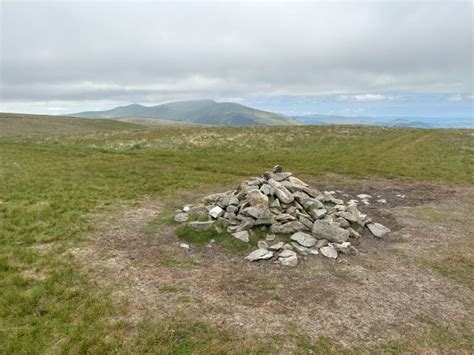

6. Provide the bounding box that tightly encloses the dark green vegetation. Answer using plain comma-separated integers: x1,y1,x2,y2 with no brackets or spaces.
71,99,297,126
176,223,263,252
0,114,473,353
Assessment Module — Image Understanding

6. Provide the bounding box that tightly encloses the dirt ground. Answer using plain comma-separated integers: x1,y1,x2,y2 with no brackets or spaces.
72,175,474,351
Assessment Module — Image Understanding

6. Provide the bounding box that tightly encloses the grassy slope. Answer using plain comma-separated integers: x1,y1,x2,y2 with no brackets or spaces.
0,123,473,353
0,112,146,137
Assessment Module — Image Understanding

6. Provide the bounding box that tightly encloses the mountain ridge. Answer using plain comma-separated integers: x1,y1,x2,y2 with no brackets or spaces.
71,100,297,126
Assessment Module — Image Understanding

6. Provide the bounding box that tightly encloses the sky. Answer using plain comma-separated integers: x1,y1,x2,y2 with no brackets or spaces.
0,0,473,119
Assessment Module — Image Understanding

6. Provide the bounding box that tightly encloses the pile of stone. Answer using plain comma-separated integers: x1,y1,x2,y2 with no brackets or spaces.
175,165,391,267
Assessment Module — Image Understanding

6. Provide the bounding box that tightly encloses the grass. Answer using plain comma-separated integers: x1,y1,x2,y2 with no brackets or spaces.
176,223,255,253
420,253,474,290
0,115,473,352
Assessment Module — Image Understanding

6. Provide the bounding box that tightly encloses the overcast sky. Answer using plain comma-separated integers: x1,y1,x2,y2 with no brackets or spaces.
1,0,473,117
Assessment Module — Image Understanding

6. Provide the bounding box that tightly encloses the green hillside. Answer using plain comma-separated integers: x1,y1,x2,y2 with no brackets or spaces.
0,112,146,137
1,123,472,353
71,99,298,126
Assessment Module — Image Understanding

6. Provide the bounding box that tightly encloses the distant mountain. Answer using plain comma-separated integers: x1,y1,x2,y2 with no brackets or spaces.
71,100,297,126
293,114,435,128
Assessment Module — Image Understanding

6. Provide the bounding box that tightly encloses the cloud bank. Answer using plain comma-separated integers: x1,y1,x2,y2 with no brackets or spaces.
0,0,473,113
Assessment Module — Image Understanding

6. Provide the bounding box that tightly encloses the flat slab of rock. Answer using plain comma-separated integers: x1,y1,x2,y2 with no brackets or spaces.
188,221,214,231
174,212,189,223
312,220,350,243
271,221,307,234
367,222,391,238
290,232,316,247
268,179,294,203
278,249,298,266
232,230,250,242
245,248,274,261
268,241,284,250
209,206,224,219
320,245,338,259
247,189,269,206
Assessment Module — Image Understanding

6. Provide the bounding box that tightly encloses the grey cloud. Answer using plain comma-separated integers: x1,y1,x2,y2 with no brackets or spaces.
1,0,472,109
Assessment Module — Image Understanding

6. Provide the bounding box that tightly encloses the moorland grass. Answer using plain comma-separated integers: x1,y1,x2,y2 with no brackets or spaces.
0,123,473,353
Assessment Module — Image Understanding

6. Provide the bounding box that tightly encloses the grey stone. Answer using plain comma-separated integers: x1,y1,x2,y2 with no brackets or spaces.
245,249,274,261
293,191,311,205
275,213,296,223
348,228,361,239
271,172,293,181
330,241,352,254
336,211,358,222
308,208,327,220
216,195,239,208
257,240,269,249
209,206,224,219
255,218,274,226
335,217,350,228
266,234,276,241
278,250,298,266
203,192,228,203
242,205,272,220
188,221,214,231
269,197,281,209
236,217,255,232
272,164,283,173
303,198,325,211
320,245,338,259
232,230,250,242
271,221,307,234
179,243,190,249
286,206,297,216
268,179,294,204
226,205,238,213
260,184,274,196
223,211,236,220
298,215,314,230
247,189,269,206
312,220,350,243
315,239,328,248
174,212,189,223
357,194,372,200
290,232,317,247
188,205,209,220
291,242,310,255
279,249,297,258
182,205,191,212
268,241,284,250
367,223,391,238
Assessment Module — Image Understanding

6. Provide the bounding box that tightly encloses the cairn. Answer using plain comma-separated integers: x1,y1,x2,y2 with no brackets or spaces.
175,165,391,266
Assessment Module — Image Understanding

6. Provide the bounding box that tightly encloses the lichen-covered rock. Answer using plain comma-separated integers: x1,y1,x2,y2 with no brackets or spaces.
312,220,350,243
367,222,391,238
232,230,250,242
290,232,316,247
271,221,307,234
320,245,338,259
245,248,274,261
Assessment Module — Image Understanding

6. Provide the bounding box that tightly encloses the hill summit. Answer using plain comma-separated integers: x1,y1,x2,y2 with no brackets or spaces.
71,99,297,126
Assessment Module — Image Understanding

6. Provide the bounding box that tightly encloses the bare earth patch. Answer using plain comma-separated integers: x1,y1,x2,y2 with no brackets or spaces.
72,177,474,351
